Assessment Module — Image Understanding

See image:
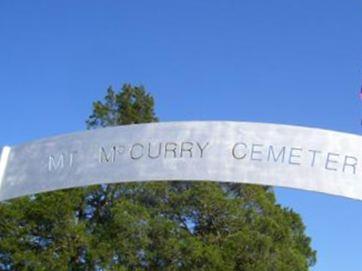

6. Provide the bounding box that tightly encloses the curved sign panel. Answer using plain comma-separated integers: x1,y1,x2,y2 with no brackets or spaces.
0,121,361,201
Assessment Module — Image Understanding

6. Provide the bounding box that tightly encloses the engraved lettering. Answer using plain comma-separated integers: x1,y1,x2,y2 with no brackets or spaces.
49,153,64,171
325,152,339,171
130,143,144,160
308,149,321,167
289,147,302,165
232,143,247,160
267,145,285,163
99,145,125,163
197,142,209,158
148,143,162,159
69,151,77,167
181,142,193,158
251,144,263,161
343,156,358,174
99,146,116,163
164,142,177,158
48,151,77,172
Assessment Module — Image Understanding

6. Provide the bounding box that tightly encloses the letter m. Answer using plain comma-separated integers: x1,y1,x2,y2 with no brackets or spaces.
268,146,286,163
99,146,116,163
49,153,65,171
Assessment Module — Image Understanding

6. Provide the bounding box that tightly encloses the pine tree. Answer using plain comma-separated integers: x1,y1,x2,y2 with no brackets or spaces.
0,84,316,270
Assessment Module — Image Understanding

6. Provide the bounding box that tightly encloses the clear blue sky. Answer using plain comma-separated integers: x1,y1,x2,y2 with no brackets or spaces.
0,1,361,270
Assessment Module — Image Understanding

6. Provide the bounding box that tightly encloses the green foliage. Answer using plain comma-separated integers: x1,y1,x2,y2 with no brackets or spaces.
0,84,316,270
86,84,158,128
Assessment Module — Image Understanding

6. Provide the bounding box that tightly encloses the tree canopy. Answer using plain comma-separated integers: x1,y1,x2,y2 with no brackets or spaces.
0,84,316,270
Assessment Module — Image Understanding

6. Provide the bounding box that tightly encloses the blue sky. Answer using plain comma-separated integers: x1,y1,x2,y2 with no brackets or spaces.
0,1,361,270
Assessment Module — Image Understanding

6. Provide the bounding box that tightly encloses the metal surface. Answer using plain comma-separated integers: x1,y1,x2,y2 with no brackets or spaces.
0,121,361,201
0,146,11,189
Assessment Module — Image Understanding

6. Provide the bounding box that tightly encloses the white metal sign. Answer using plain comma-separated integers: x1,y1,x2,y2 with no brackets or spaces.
0,121,361,201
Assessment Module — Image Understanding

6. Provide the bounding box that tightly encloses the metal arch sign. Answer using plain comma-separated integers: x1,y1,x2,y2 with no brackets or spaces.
0,121,361,202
